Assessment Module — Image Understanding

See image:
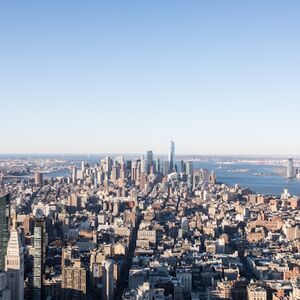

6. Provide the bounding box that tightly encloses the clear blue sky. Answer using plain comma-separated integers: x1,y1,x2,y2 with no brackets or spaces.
0,1,299,155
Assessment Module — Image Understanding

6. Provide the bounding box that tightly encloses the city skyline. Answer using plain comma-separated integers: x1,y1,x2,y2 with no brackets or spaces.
1,1,300,300
1,146,300,299
1,1,300,155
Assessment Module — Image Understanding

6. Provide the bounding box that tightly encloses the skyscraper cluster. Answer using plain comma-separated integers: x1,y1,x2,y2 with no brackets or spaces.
0,140,300,300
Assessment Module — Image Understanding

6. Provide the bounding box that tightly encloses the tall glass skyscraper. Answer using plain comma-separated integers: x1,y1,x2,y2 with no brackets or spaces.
146,150,153,174
168,139,175,173
33,217,47,300
0,194,10,272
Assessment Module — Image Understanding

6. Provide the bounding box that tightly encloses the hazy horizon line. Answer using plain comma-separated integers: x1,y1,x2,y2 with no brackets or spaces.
0,152,299,158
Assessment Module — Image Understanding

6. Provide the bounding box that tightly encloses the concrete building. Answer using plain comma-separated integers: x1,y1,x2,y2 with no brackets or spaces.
35,171,43,186
247,284,267,300
62,259,87,300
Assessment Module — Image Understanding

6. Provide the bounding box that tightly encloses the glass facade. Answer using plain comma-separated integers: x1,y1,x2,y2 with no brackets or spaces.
0,194,10,271
33,218,46,300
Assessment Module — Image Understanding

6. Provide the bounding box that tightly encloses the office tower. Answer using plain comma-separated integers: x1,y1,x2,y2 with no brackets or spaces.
62,258,87,300
140,155,146,174
23,215,34,235
71,166,77,184
80,162,86,181
200,169,210,182
287,158,295,178
131,161,137,183
119,163,125,180
97,170,104,186
126,160,132,173
136,161,141,180
184,161,193,188
139,173,147,191
185,161,193,176
5,214,24,300
67,194,80,213
180,160,185,173
209,171,217,184
146,151,153,174
35,171,43,186
156,158,161,173
193,171,199,190
168,139,175,173
33,217,47,300
163,161,169,176
104,156,112,175
110,165,120,183
0,194,10,272
102,259,115,300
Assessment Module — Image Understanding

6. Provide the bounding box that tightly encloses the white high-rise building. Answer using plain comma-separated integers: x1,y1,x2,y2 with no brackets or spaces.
5,215,24,300
168,139,175,173
287,158,295,178
104,156,112,174
140,155,146,174
102,259,115,300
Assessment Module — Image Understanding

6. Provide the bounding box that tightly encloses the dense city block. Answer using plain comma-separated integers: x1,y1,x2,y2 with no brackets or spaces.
0,146,299,300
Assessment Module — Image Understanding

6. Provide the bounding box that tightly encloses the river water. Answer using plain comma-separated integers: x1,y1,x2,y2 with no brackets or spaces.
46,158,300,197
